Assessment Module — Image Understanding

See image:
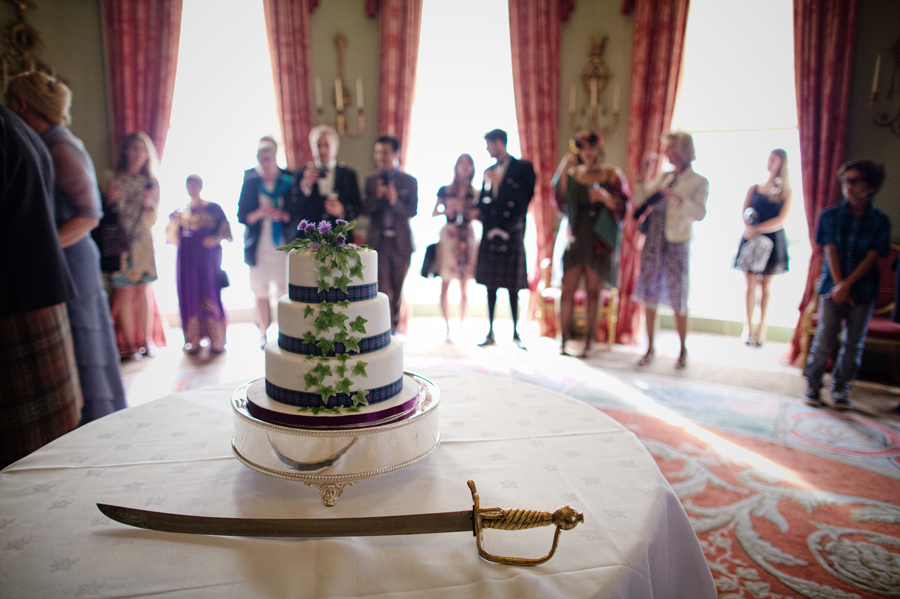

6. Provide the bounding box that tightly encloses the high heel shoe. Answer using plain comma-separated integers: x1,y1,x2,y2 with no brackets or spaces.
675,351,687,369
637,349,655,366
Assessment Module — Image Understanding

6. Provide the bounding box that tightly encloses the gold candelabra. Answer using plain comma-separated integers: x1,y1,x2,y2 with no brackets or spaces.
314,34,365,137
869,36,900,137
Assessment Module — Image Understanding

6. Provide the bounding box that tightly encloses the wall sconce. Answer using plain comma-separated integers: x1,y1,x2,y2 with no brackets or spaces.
314,34,364,138
869,37,900,137
568,37,619,135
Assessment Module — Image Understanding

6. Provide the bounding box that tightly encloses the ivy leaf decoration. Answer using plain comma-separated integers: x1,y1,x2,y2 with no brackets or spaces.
352,390,369,407
329,407,343,414
335,377,352,395
346,406,361,413
312,362,333,379
317,385,335,405
316,244,334,262
332,310,349,329
349,262,365,281
317,339,336,357
303,305,315,319
344,336,360,354
336,353,349,364
349,316,368,334
313,313,331,334
317,277,330,294
338,300,350,308
335,363,349,377
302,331,317,345
333,274,352,294
351,360,369,378
303,372,320,389
317,265,332,281
298,407,311,413
310,405,323,415
333,330,349,345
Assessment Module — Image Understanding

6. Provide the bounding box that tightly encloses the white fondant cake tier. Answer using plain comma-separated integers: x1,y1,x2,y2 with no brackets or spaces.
265,339,404,401
288,247,377,288
245,375,420,429
277,292,391,345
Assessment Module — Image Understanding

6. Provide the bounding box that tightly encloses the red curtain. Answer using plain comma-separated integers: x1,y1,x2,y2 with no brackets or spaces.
787,0,858,364
618,0,690,344
377,0,423,167
263,0,315,170
508,0,561,338
103,0,183,160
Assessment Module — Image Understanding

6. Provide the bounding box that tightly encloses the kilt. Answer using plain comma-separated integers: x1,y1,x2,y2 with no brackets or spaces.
0,303,82,469
475,230,528,291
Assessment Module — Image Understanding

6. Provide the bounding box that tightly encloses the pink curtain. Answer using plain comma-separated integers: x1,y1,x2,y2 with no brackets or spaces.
787,0,858,364
103,0,183,160
377,0,423,167
618,0,690,345
507,0,562,338
263,0,315,170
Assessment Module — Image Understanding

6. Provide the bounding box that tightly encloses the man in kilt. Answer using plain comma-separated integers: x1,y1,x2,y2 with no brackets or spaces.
0,104,82,468
474,129,535,348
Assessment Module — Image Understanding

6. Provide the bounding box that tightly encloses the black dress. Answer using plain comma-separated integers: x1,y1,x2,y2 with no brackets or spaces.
734,186,789,275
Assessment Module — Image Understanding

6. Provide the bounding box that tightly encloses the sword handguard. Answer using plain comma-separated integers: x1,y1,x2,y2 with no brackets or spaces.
467,480,583,566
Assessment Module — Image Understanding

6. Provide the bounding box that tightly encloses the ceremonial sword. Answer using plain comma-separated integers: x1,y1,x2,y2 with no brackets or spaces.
98,480,583,566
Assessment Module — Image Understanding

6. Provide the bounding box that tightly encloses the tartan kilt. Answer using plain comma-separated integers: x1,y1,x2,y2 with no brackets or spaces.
0,303,82,469
475,231,528,291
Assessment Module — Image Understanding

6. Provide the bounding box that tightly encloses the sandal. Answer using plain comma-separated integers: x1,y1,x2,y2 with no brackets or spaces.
675,351,687,369
637,349,655,366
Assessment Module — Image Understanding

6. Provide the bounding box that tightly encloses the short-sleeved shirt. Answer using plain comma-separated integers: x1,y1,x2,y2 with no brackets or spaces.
815,199,892,304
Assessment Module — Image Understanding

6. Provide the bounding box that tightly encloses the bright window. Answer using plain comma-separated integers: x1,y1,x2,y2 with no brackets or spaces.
672,0,810,329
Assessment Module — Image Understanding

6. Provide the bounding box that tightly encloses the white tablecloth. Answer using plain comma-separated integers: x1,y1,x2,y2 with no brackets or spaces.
0,370,715,598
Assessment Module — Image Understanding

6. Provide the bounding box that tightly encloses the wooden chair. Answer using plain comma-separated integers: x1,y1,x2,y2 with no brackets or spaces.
799,244,900,381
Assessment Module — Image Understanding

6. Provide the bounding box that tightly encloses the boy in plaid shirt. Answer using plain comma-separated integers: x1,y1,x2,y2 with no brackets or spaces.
804,160,891,410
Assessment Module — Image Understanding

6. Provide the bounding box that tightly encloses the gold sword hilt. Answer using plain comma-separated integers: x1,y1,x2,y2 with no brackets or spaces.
467,480,584,566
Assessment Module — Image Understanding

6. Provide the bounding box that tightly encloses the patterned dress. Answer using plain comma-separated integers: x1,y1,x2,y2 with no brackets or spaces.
436,185,477,280
107,171,159,287
633,200,690,314
168,202,232,351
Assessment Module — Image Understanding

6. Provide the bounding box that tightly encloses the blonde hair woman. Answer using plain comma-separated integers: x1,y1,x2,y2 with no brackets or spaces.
735,149,792,346
102,131,164,361
6,71,127,422
632,131,709,369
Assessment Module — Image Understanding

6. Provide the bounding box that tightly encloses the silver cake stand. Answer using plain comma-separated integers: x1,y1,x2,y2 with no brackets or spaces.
231,372,440,506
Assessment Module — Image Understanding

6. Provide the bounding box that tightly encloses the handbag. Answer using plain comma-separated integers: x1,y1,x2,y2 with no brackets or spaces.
97,206,130,257
421,242,439,278
736,235,774,273
219,269,230,289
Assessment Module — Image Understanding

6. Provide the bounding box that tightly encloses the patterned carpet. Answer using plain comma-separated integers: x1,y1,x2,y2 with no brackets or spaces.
124,320,900,598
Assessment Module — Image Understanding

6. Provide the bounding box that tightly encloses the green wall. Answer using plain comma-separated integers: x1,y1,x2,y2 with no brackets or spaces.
0,0,111,170
309,0,380,175
845,0,900,240
558,2,634,174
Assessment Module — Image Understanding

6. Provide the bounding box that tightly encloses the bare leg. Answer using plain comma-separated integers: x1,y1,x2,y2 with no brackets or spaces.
136,284,152,351
559,267,580,354
675,311,689,368
639,305,656,365
117,286,138,357
440,279,451,333
757,275,774,343
458,278,469,329
581,268,603,358
255,296,270,347
744,272,758,341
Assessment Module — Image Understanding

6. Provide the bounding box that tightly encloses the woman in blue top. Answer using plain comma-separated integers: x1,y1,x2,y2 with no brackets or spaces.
7,72,127,424
734,149,792,347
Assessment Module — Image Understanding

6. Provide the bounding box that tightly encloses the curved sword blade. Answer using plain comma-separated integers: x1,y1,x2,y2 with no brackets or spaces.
97,504,475,538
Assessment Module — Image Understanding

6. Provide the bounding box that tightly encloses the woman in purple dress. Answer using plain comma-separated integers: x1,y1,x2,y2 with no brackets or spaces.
166,175,232,354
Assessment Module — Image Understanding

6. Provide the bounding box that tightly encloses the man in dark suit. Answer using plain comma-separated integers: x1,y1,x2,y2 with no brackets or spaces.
475,128,535,349
289,125,361,237
362,135,418,334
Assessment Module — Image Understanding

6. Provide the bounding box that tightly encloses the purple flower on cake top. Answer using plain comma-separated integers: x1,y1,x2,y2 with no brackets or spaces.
337,234,346,245
304,223,317,233
336,219,348,227
318,221,332,234
309,241,320,250
297,219,308,231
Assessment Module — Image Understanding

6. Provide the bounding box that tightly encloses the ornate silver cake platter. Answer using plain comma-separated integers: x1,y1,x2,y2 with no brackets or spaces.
231,371,440,506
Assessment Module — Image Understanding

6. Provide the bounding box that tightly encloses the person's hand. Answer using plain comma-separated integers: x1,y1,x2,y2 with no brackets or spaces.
324,195,345,218
588,184,615,209
744,224,758,239
202,235,219,249
563,152,578,171
377,181,398,206
275,208,290,223
641,153,659,181
301,164,319,189
142,187,158,211
106,185,121,204
828,281,852,304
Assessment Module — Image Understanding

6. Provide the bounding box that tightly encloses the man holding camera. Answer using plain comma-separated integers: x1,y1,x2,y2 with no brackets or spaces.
362,135,419,334
289,125,361,237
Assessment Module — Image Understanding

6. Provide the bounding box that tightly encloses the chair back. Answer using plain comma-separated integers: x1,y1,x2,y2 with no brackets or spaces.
875,244,900,313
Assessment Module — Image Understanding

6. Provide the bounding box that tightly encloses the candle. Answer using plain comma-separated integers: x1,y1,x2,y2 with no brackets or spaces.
590,78,598,109
612,84,620,114
569,84,576,115
871,54,881,94
335,78,344,111
314,78,323,109
356,78,364,110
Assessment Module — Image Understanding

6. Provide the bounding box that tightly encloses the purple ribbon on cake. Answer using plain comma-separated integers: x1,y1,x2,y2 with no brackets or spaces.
288,283,378,303
265,377,404,408
278,330,391,357
246,390,421,429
